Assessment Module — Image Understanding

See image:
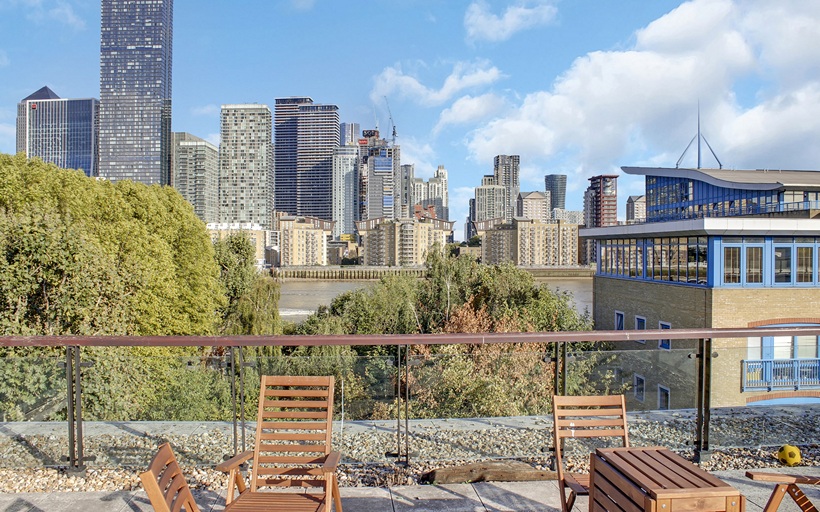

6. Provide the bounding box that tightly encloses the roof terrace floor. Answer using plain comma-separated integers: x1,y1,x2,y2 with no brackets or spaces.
2,467,819,511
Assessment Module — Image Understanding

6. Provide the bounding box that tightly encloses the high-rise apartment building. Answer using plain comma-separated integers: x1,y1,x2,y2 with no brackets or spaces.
408,165,449,221
16,86,99,176
218,104,273,228
494,155,520,221
584,175,618,228
358,129,401,221
517,191,550,223
474,175,507,223
356,216,453,266
172,132,218,223
481,218,579,266
545,174,567,210
332,145,359,239
626,195,646,223
98,0,173,185
274,97,340,220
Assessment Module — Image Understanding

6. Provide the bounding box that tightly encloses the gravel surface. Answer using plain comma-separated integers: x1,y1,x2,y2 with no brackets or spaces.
0,406,816,493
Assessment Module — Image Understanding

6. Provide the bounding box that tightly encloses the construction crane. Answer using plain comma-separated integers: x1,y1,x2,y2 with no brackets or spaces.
384,96,397,146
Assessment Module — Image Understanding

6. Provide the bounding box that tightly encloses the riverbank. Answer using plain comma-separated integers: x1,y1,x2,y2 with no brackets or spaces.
273,265,594,280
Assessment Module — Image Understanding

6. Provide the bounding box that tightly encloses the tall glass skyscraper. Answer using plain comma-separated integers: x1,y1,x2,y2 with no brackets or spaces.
16,86,99,177
98,0,173,185
274,97,339,220
545,174,567,210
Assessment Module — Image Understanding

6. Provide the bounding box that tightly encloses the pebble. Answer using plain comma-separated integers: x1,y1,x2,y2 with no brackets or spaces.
0,406,816,493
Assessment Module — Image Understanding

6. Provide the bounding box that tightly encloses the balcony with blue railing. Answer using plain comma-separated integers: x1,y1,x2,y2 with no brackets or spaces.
742,358,820,391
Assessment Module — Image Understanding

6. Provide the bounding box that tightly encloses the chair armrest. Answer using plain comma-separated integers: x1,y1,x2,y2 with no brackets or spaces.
322,451,341,473
216,450,254,472
746,471,820,485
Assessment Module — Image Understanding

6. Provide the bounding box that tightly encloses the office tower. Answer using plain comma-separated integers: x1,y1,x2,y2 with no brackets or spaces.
332,145,359,239
218,104,273,227
274,97,340,220
517,191,550,222
626,195,646,223
172,132,218,223
584,175,618,228
16,86,99,176
545,174,567,210
98,0,173,185
340,122,360,146
358,129,401,221
494,155,520,221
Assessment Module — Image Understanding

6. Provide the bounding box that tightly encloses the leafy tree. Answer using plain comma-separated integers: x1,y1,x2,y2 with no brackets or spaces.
214,234,257,327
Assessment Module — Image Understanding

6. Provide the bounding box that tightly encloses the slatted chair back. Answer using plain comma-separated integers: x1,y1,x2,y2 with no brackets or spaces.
553,394,629,512
251,375,336,492
139,443,201,512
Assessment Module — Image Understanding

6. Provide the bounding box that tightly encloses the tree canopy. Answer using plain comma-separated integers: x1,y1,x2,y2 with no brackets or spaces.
0,154,224,336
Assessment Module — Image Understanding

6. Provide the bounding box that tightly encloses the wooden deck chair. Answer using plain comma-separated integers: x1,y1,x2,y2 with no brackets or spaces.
553,395,629,512
139,442,201,512
217,375,343,512
746,471,819,512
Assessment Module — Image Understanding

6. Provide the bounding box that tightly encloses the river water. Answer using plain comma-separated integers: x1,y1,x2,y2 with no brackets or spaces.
279,277,592,323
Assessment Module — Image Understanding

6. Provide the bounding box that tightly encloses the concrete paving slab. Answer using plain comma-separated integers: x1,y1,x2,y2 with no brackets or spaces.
339,486,393,511
18,491,135,512
0,493,42,512
472,480,561,511
390,483,483,512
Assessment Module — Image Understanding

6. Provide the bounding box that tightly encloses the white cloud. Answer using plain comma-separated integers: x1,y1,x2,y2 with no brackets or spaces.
397,136,437,178
466,0,820,183
192,104,220,116
370,60,504,107
7,0,86,29
434,93,506,134
464,0,557,43
48,0,84,29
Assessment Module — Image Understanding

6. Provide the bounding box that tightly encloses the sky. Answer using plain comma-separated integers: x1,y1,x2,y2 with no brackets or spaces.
2,0,820,240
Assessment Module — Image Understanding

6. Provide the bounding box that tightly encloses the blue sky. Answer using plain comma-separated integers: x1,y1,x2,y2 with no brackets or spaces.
2,0,820,240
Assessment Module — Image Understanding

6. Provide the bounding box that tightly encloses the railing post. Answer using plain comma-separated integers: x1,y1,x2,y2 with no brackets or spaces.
62,346,94,475
695,338,713,463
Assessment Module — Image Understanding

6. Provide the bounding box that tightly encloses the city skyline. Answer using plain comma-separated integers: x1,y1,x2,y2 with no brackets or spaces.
2,1,820,239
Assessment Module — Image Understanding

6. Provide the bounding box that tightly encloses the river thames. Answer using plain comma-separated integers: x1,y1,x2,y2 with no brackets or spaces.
279,277,592,323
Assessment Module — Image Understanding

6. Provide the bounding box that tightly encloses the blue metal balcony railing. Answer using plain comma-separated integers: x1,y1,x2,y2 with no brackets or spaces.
742,358,820,391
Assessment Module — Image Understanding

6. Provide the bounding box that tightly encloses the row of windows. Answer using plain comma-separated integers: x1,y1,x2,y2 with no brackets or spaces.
614,311,671,350
723,244,820,286
600,237,708,285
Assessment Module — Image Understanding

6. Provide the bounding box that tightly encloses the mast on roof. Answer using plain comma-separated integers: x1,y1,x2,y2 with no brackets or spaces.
676,103,723,169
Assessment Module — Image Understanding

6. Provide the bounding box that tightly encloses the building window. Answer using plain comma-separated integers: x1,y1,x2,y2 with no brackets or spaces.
615,311,624,330
746,246,763,284
659,322,671,350
774,246,792,283
658,385,670,410
723,246,741,284
635,316,646,344
634,374,645,402
797,246,814,283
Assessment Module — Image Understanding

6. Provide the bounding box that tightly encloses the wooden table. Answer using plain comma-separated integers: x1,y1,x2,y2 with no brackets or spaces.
590,447,744,512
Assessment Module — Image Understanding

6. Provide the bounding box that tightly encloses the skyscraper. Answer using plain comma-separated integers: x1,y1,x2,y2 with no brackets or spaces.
358,129,401,221
494,155,520,221
98,0,173,185
16,86,99,176
332,145,359,239
340,122,360,146
219,104,273,227
545,174,567,210
172,132,218,223
584,174,618,228
274,97,340,220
